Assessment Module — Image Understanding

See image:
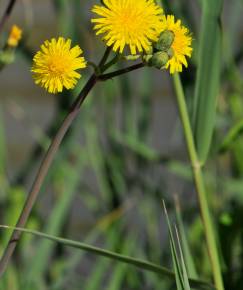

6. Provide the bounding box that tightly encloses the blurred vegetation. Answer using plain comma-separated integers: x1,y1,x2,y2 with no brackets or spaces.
0,0,243,289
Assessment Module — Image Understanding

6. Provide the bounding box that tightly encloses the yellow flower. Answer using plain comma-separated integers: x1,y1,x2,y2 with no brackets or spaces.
31,37,86,94
160,15,192,74
7,25,22,47
91,0,164,55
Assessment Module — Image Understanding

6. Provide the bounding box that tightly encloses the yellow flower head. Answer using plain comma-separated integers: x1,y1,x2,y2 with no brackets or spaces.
160,15,192,74
31,37,86,94
91,0,164,55
7,25,22,47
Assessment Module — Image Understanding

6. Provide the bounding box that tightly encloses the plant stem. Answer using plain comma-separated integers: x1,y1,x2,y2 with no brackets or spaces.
99,63,145,81
99,46,112,67
0,0,18,34
172,73,224,290
0,49,145,277
0,74,98,277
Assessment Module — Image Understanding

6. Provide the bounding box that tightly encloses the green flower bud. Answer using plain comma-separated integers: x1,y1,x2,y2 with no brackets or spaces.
150,51,169,70
154,30,175,51
167,47,174,58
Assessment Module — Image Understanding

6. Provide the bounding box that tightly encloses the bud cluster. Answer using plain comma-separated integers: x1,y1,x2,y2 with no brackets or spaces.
144,30,175,70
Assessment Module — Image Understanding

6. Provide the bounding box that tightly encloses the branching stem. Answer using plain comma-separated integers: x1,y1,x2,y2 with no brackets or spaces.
0,50,144,277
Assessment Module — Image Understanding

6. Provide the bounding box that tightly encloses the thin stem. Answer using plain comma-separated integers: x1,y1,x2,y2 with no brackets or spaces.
0,74,97,277
0,51,145,277
101,53,120,72
173,73,224,290
87,61,98,71
0,0,18,34
99,46,112,67
99,63,145,81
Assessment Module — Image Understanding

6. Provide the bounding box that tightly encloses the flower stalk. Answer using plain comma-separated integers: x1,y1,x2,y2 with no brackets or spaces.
173,73,224,290
0,73,97,277
0,48,145,277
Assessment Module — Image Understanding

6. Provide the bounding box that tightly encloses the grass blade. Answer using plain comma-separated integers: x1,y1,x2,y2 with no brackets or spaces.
219,119,243,153
193,0,223,163
23,148,87,289
84,226,121,290
174,195,198,279
163,201,184,289
175,226,191,290
0,225,214,290
106,233,137,290
163,201,192,290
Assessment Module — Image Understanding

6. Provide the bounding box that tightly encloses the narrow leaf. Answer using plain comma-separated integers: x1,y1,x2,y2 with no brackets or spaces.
163,201,184,289
219,119,243,153
174,195,198,279
193,0,223,163
0,225,214,290
175,226,191,290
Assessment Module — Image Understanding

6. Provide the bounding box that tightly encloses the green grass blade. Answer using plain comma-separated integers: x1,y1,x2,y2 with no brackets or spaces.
85,119,112,205
219,119,243,153
53,0,73,36
85,258,109,290
84,227,121,290
0,225,214,290
50,209,127,290
0,109,6,178
171,241,184,290
24,149,87,289
193,0,223,163
163,201,184,289
0,266,19,290
1,187,25,248
106,233,137,290
174,196,198,279
163,201,193,290
175,226,191,290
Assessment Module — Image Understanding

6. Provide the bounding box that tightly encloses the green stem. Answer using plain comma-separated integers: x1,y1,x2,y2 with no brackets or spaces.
173,73,224,290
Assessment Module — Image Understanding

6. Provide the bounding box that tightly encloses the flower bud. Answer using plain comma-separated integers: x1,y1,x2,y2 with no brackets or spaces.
7,25,22,48
167,47,174,58
150,51,169,69
154,30,174,51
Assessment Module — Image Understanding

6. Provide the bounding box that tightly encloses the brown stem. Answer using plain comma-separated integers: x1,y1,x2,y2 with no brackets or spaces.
0,0,18,34
99,46,112,68
0,54,145,277
0,74,97,277
99,63,145,81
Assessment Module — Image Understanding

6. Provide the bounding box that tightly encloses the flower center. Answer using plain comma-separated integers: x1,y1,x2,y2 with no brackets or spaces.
120,10,133,25
48,56,69,76
117,9,141,34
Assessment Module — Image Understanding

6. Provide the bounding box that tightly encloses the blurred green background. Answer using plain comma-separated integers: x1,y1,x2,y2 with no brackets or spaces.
0,0,243,289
